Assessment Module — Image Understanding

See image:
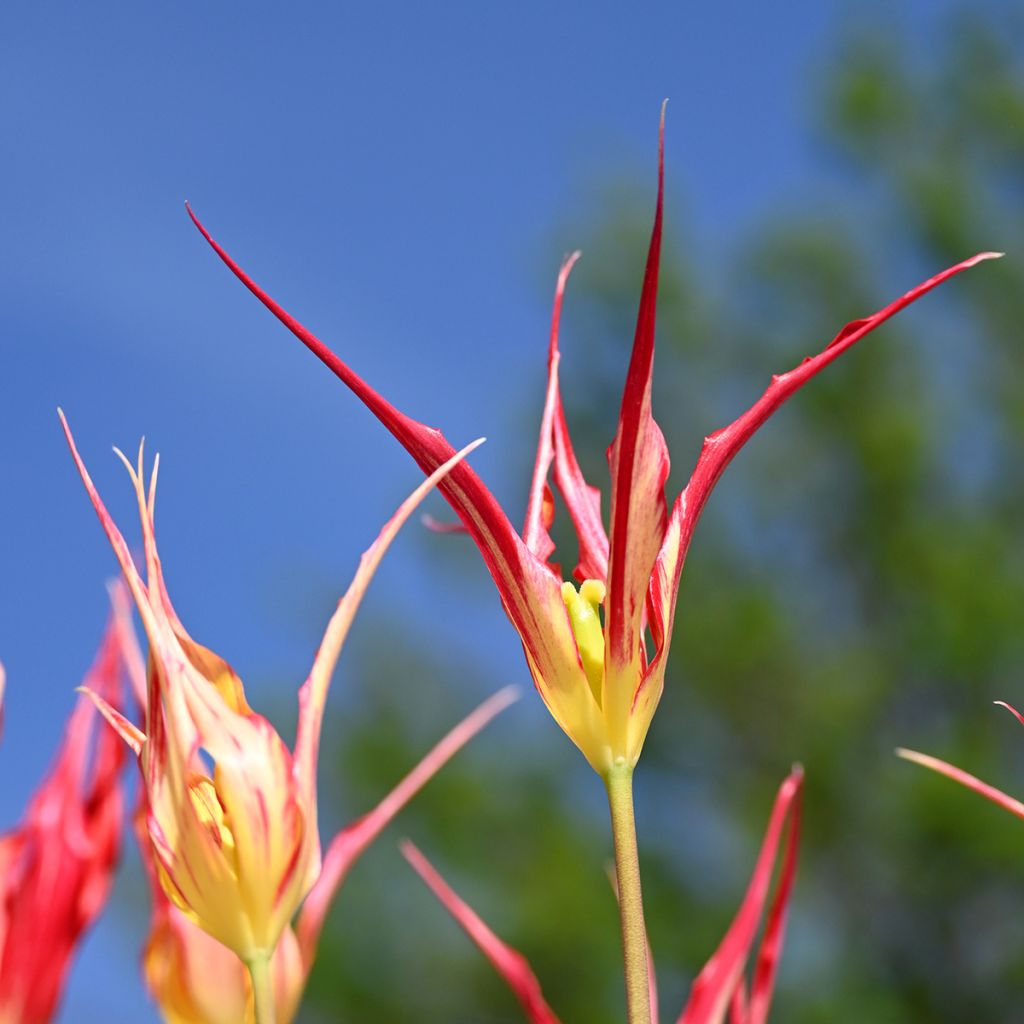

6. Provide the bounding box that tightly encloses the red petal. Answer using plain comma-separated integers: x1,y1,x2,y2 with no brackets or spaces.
187,207,587,719
523,250,609,584
678,766,803,1024
605,108,670,701
994,700,1024,730
897,747,1024,822
673,252,1002,573
402,841,561,1024
0,620,126,1024
293,685,518,965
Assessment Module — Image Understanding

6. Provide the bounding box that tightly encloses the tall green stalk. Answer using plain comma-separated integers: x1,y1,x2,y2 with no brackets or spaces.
605,764,652,1024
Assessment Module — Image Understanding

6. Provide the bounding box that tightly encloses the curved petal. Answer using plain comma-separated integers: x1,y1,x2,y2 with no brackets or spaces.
536,251,610,583
294,686,518,966
293,438,486,859
644,252,1001,763
401,841,561,1024
523,250,605,581
187,207,595,759
678,766,803,1024
897,748,1024,821
673,252,1002,574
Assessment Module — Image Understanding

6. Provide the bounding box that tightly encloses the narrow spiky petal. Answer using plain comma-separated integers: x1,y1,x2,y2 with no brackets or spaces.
293,438,487,878
678,767,803,1024
897,748,1024,821
187,207,550,654
634,252,1003,765
530,249,610,584
187,205,608,770
603,106,670,750
673,252,1003,571
402,841,561,1024
523,251,579,572
294,686,518,966
995,701,1024,730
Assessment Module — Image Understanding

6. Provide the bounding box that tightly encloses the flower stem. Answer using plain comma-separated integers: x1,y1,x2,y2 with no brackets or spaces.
246,952,276,1024
605,763,651,1024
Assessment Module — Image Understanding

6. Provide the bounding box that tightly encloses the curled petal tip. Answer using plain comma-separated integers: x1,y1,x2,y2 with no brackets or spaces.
994,701,1024,728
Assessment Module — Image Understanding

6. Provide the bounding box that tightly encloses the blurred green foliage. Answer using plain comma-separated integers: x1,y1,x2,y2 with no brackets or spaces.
301,9,1024,1022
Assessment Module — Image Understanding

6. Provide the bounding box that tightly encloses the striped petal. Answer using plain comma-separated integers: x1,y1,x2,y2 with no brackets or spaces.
63,415,309,958
672,252,1002,578
402,841,561,1024
523,250,610,583
604,107,670,753
678,767,803,1024
187,207,604,769
639,252,1001,765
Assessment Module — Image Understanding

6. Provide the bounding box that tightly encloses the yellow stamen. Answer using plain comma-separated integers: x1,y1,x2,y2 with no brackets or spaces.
561,579,606,705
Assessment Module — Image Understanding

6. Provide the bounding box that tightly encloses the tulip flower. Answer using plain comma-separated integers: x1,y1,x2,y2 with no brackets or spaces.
138,686,516,1024
402,766,803,1024
186,126,998,783
60,412,486,1023
0,618,126,1024
898,702,1024,823
186,109,995,1022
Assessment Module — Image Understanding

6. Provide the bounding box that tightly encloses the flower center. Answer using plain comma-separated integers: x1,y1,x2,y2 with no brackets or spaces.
561,579,606,705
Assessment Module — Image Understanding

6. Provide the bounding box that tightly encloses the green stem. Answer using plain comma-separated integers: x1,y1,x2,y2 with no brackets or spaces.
605,764,652,1024
246,951,276,1024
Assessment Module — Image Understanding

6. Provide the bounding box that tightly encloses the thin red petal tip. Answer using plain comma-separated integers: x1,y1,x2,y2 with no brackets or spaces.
995,701,1024,729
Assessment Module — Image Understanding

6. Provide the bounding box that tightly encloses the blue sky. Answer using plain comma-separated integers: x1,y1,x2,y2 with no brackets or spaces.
0,1,988,1019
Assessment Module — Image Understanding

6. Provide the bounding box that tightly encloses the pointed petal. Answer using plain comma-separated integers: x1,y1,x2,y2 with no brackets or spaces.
292,439,486,837
77,686,145,755
421,513,469,535
604,108,670,738
678,767,803,1024
187,206,596,755
401,841,561,1024
523,252,588,573
746,772,803,1024
107,579,147,709
294,686,518,966
995,701,1024,729
553,401,609,584
674,252,1002,570
897,748,1024,821
532,250,610,583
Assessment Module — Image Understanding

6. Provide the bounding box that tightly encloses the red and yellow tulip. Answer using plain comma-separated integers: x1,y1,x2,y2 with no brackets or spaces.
60,412,485,979
0,619,126,1024
402,766,803,1024
186,117,998,778
138,686,516,1024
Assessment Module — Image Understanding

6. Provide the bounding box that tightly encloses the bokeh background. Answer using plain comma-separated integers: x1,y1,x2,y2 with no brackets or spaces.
2,2,1023,1021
